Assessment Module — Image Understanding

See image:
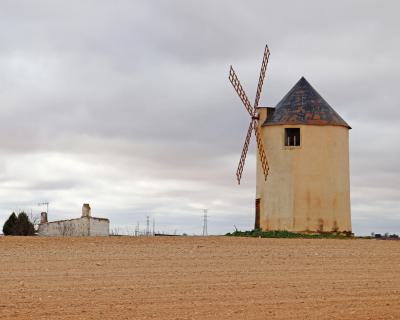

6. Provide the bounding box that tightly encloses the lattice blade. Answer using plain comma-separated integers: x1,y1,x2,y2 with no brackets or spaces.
253,121,269,180
229,66,254,117
236,121,253,184
254,44,270,108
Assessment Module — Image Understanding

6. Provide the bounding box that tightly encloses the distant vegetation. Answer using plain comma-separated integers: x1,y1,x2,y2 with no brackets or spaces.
371,233,399,240
226,229,353,239
2,212,35,236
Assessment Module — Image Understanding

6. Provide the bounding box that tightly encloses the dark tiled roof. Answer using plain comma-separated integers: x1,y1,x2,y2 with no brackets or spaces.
263,77,350,128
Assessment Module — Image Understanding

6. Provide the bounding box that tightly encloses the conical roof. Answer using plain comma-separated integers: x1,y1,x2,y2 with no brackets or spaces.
263,77,350,128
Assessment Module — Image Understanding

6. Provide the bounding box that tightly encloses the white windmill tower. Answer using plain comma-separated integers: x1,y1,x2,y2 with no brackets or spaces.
229,45,351,233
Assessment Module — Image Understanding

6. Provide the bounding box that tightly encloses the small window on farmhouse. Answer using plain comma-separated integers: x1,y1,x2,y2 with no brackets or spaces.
285,128,300,147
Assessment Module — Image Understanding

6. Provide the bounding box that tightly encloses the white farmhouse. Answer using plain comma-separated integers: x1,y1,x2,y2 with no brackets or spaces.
38,204,109,236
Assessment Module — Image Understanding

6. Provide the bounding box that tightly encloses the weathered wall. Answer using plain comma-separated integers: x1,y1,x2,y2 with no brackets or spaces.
38,217,109,236
256,123,351,233
89,218,109,236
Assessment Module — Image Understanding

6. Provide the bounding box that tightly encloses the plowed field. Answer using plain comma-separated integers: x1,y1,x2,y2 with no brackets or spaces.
0,236,399,319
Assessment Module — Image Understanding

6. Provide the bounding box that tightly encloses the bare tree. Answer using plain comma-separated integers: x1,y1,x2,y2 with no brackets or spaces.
111,227,120,236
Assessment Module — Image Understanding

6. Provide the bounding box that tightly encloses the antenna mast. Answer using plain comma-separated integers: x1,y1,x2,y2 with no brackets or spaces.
38,201,49,214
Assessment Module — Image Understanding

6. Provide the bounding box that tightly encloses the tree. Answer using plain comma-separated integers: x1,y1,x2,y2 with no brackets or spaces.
2,211,36,236
2,212,17,235
14,212,35,236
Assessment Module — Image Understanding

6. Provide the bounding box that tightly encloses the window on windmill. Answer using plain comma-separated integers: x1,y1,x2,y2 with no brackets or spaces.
285,128,300,147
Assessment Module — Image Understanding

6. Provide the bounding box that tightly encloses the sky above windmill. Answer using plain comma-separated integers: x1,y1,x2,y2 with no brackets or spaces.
0,0,399,235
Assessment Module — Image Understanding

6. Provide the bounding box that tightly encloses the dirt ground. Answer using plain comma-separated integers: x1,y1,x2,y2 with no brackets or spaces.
0,236,399,320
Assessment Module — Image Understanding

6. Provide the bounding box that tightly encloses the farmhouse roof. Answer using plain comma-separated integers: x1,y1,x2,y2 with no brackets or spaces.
263,77,350,128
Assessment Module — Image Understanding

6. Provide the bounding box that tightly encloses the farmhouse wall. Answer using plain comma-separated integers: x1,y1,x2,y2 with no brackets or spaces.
89,218,109,236
38,217,109,236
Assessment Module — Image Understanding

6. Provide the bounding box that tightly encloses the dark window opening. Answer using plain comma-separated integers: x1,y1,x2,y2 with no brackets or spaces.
285,128,300,146
255,198,260,229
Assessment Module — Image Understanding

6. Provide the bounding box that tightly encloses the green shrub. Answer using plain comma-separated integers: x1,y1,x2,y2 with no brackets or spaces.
2,212,35,236
14,212,35,236
2,212,17,235
226,228,352,239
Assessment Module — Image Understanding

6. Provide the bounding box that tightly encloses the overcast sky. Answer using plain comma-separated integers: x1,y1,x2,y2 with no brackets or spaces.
0,0,399,235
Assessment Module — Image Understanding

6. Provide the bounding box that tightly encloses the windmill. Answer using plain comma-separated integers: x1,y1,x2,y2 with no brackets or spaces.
228,45,352,233
229,44,270,184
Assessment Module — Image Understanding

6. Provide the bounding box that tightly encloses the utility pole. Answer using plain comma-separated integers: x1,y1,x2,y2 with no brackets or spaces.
135,222,140,236
146,216,150,236
152,217,155,236
202,209,208,236
38,201,49,214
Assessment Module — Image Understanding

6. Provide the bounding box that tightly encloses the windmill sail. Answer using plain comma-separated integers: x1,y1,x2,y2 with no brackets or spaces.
229,44,271,184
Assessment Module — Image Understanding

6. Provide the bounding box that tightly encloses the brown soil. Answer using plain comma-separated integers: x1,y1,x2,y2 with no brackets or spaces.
0,236,399,319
